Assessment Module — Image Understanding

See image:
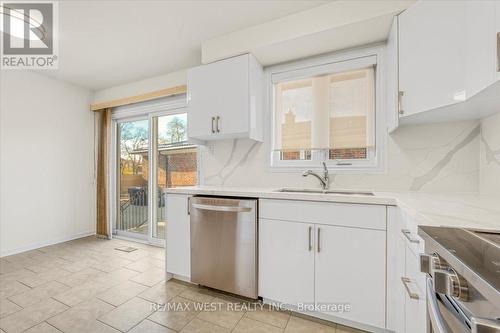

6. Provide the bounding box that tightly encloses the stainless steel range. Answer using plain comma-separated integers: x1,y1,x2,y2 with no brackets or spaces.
418,226,500,333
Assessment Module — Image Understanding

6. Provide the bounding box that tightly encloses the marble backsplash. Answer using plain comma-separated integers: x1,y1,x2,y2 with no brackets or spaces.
480,112,500,195
201,120,481,192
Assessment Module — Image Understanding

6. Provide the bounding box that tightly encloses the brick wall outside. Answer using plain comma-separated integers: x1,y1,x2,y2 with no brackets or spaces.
329,148,367,159
161,151,197,187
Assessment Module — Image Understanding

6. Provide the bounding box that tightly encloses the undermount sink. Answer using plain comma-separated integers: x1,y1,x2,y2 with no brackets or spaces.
275,188,374,196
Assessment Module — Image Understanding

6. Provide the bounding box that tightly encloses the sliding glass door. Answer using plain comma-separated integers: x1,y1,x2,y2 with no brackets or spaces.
116,118,149,239
152,113,197,241
112,105,197,245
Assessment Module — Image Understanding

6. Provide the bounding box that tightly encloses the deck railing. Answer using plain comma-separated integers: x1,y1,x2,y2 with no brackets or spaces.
118,188,166,233
119,189,148,232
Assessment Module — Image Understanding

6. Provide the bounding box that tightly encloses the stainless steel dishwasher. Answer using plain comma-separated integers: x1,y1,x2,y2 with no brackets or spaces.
190,196,258,299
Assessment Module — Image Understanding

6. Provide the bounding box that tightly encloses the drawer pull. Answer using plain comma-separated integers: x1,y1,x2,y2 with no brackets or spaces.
402,229,420,244
402,277,420,300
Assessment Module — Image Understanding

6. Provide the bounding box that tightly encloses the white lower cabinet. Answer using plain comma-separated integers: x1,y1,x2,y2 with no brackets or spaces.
405,284,426,333
259,219,315,306
403,248,427,333
387,207,406,333
387,207,428,333
259,199,387,330
315,224,386,328
166,194,191,279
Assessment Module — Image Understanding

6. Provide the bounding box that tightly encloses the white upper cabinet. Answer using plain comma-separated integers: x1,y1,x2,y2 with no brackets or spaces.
497,0,500,81
187,54,263,142
398,1,466,117
392,0,500,127
464,1,498,98
386,16,399,133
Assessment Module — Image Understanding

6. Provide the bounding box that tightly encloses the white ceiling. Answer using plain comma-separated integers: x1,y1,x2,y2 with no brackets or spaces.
43,0,328,90
202,1,413,66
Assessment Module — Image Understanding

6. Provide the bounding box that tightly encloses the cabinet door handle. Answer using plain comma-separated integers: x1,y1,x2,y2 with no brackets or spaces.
308,226,312,251
497,32,500,72
317,227,321,253
187,197,191,215
401,277,420,300
216,116,220,133
211,117,215,134
398,91,404,115
401,229,420,244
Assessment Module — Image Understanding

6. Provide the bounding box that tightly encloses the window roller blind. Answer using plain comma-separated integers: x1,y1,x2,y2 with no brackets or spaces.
274,61,375,153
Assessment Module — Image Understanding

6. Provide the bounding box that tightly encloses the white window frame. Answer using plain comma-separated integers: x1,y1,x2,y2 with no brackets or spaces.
265,45,387,173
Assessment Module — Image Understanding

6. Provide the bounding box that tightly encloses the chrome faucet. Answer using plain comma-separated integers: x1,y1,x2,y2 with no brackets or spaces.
302,162,329,190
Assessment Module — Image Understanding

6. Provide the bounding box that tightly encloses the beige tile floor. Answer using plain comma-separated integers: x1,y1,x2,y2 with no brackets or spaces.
0,237,365,333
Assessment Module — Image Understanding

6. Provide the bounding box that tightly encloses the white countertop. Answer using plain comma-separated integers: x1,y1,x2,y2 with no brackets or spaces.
165,186,397,205
165,186,500,231
378,191,500,231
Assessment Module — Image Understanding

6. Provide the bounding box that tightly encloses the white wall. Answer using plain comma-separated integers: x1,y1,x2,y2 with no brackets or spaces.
0,71,95,256
479,111,500,195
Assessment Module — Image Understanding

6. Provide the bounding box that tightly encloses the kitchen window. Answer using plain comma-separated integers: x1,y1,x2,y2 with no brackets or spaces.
269,50,384,171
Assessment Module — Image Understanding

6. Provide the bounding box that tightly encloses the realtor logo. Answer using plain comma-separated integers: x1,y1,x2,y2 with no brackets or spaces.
1,1,58,69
